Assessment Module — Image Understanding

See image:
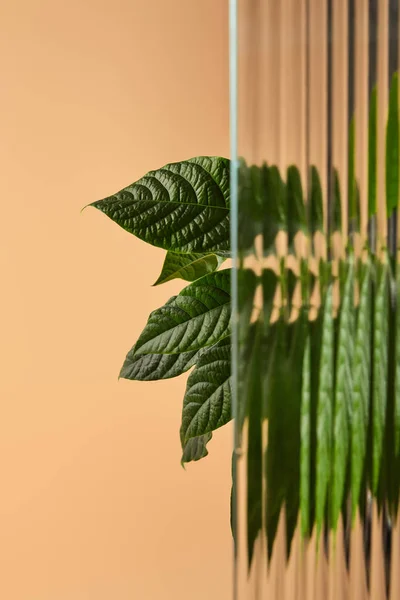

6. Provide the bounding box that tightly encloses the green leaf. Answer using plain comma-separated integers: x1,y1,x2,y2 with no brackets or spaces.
261,268,278,334
181,432,212,466
89,156,231,255
333,168,343,235
368,87,377,219
300,335,311,539
331,259,354,531
287,165,306,251
310,165,324,236
351,260,372,521
265,320,286,559
300,312,323,541
246,320,264,568
180,337,231,443
386,73,399,218
153,251,224,286
285,311,307,555
238,162,263,253
120,347,202,381
263,164,287,254
265,313,306,559
132,270,231,356
315,285,334,538
372,259,389,494
396,266,400,457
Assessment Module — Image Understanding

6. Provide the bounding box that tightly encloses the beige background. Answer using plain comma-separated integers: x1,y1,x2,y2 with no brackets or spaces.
0,1,232,598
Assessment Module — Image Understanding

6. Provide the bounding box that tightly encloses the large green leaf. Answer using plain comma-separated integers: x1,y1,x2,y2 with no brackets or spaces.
180,337,231,443
372,259,389,494
246,320,264,568
265,313,306,559
285,311,307,555
132,270,231,356
300,335,311,539
331,259,354,531
153,251,224,286
120,347,202,381
386,73,399,218
315,285,334,538
89,156,231,255
265,320,286,559
300,313,323,540
181,432,212,466
351,260,372,521
396,266,400,457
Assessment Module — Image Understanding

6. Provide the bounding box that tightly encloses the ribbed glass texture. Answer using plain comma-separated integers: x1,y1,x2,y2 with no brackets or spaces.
230,1,400,598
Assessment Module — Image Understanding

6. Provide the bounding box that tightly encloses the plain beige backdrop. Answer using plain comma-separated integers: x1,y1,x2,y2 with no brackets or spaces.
0,1,232,598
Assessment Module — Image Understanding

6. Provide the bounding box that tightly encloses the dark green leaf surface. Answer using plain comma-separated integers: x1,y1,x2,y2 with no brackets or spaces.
120,347,201,381
285,311,307,555
351,261,372,520
333,169,343,235
386,74,399,218
310,166,324,236
133,270,231,356
287,165,306,251
265,320,286,559
263,165,287,254
331,259,354,531
181,432,212,466
90,156,231,255
396,267,400,457
246,320,264,568
315,285,334,538
372,259,389,493
180,337,231,443
266,314,306,558
301,313,323,539
300,335,311,538
153,251,224,286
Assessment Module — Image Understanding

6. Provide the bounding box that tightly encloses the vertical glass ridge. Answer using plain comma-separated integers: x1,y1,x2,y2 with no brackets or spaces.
231,1,400,598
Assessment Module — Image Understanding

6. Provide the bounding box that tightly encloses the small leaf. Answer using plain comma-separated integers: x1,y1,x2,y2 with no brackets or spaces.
331,259,354,531
153,251,224,286
133,270,231,356
351,260,372,520
181,432,212,466
386,73,399,218
315,285,334,538
180,337,231,443
120,347,201,381
372,258,389,494
89,156,231,255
